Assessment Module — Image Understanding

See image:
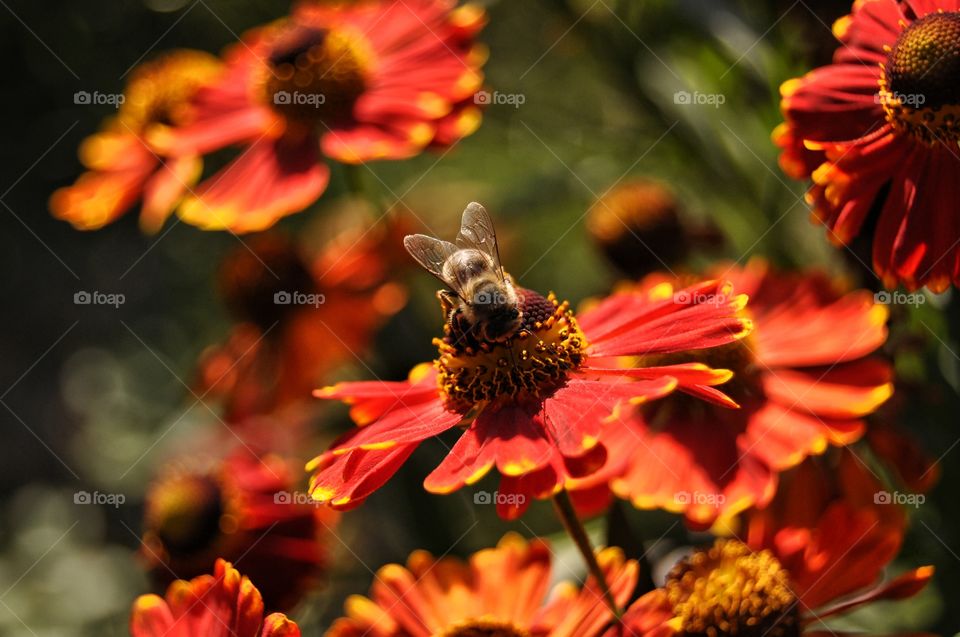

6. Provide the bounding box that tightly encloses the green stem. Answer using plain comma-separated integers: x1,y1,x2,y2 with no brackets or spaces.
342,163,387,217
553,489,623,619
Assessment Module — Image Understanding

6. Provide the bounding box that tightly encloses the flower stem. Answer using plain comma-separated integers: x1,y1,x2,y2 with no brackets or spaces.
342,163,387,217
553,489,623,619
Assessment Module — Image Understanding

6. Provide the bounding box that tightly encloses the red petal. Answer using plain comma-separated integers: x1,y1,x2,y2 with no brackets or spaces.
178,133,328,233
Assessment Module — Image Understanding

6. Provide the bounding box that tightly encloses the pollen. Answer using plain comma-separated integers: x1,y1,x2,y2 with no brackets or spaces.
665,539,800,637
261,24,372,124
435,288,587,412
438,618,532,637
880,12,960,144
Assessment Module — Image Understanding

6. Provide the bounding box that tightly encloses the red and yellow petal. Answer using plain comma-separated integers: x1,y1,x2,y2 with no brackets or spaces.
309,443,420,509
582,280,752,358
178,132,329,233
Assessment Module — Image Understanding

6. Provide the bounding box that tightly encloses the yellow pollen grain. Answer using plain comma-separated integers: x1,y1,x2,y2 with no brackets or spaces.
665,539,800,637
435,292,587,412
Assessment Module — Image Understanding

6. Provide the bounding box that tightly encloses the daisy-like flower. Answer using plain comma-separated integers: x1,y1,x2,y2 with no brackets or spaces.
569,258,893,529
196,216,409,424
661,536,930,637
586,179,723,278
309,205,751,519
50,50,222,233
743,449,910,610
155,0,486,233
658,451,932,637
326,533,675,637
131,558,300,637
141,450,337,611
775,0,960,292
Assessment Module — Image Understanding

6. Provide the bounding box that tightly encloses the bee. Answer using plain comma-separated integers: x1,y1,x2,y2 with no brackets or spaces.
404,202,523,343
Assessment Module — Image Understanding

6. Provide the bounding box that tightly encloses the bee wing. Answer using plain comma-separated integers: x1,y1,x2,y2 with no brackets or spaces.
456,202,505,281
403,234,467,297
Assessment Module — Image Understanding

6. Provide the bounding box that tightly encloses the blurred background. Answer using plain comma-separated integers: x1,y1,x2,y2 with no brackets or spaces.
1,0,958,634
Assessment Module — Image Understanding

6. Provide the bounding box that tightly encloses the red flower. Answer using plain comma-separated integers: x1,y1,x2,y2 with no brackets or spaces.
155,0,486,232
195,215,410,425
326,533,675,637
141,450,337,611
743,450,914,612
50,50,222,233
658,451,932,636
570,259,893,528
775,0,960,292
130,558,300,637
309,277,751,519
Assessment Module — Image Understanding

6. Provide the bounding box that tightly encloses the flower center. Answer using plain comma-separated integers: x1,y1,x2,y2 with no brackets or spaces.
435,288,587,412
586,180,688,276
262,24,371,124
665,539,800,637
144,474,224,554
880,12,960,143
119,50,222,132
436,619,532,637
218,234,316,330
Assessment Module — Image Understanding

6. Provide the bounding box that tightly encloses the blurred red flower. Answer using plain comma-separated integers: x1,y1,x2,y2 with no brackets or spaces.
569,259,892,529
130,558,300,637
50,50,222,233
140,450,337,612
155,0,487,232
309,278,751,519
775,0,960,292
195,215,410,427
326,533,675,637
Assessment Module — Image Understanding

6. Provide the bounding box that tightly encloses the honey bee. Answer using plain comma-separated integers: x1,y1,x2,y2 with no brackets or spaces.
404,202,523,343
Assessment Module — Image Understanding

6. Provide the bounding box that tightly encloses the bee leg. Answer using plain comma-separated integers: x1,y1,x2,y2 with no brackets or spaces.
437,289,458,318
